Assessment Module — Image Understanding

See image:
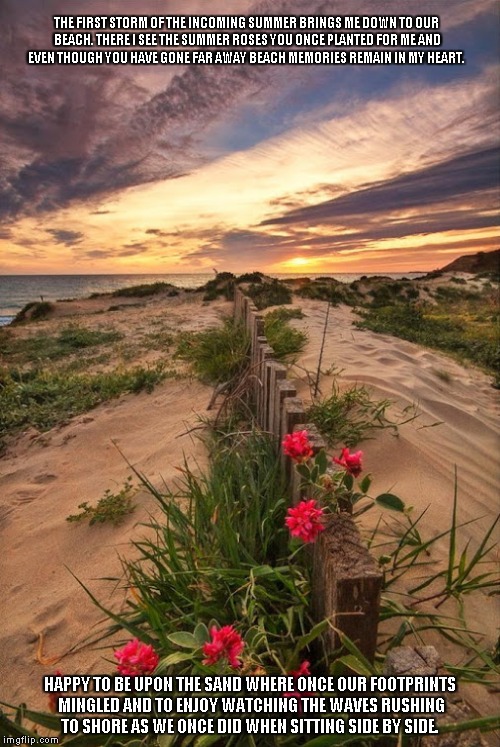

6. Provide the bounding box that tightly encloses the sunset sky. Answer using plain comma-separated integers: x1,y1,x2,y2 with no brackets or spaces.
0,0,498,275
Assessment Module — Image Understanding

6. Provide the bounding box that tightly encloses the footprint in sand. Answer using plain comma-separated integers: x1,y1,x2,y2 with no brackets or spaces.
13,489,43,506
32,473,57,484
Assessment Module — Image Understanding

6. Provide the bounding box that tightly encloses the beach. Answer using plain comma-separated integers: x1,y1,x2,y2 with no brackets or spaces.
0,282,498,718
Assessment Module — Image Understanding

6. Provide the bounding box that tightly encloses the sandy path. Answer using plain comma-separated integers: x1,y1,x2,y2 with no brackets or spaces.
1,292,498,719
0,293,230,712
292,299,499,712
0,378,212,712
293,300,499,542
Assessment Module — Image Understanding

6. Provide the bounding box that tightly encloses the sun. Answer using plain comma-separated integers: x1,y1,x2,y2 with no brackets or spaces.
286,257,310,268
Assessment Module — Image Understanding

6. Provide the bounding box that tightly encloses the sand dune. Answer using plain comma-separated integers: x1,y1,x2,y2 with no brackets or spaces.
0,293,498,718
292,300,499,714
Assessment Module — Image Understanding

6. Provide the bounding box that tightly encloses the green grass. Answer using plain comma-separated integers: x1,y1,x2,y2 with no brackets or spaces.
2,423,499,744
198,272,235,301
247,279,292,309
89,429,313,671
356,298,499,375
295,279,359,305
0,362,168,440
176,318,250,383
308,382,411,447
175,310,307,385
264,307,307,361
0,325,123,365
13,301,54,323
67,477,136,526
110,282,179,298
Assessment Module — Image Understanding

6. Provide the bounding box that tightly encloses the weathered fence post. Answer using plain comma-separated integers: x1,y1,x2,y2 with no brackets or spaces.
311,513,382,662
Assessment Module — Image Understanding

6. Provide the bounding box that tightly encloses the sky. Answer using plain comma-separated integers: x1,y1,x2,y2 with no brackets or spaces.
0,0,498,275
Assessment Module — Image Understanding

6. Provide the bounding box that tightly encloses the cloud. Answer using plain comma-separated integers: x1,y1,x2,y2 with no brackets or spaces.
45,228,84,245
84,249,114,259
1,0,496,225
261,147,500,234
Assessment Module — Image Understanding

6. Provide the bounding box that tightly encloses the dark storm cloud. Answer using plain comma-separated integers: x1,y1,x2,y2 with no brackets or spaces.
0,0,496,227
0,0,272,220
262,147,500,229
46,228,84,245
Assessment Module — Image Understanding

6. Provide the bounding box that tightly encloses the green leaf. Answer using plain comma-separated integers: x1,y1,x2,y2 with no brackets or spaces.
0,702,61,731
310,465,320,483
298,729,368,746
375,493,405,512
343,473,354,491
157,735,177,747
193,622,210,645
333,629,377,675
296,463,311,480
158,651,195,670
195,735,222,747
167,631,199,649
293,618,329,654
359,474,372,493
315,449,328,475
334,654,374,677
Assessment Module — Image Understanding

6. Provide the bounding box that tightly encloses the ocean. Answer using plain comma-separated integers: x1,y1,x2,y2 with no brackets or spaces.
0,272,426,326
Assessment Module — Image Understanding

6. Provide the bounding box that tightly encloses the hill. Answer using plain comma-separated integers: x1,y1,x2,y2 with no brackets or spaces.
439,248,499,274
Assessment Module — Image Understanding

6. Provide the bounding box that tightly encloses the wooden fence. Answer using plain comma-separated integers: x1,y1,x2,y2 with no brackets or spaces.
234,286,382,662
233,286,486,744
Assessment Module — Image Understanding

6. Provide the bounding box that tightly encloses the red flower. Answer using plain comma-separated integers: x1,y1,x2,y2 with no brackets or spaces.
114,638,159,676
202,625,244,669
284,661,314,712
289,661,311,678
282,430,314,463
48,670,62,713
285,499,325,543
334,447,363,477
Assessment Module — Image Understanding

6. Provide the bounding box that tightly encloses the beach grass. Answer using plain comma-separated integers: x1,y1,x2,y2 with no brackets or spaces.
175,311,308,385
356,293,499,378
308,382,414,447
0,362,169,443
264,307,307,361
0,325,123,365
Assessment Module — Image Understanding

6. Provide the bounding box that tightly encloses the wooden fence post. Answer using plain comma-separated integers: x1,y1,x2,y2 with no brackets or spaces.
311,513,382,662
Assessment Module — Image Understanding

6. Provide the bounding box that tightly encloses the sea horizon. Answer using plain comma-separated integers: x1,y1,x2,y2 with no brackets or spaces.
0,271,427,325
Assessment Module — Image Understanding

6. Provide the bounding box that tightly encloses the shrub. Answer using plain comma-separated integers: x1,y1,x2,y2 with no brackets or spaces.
57,326,122,350
0,363,167,439
236,272,264,283
67,478,136,526
264,308,307,361
247,279,292,309
176,318,250,383
112,282,179,298
356,302,499,375
0,326,123,365
199,273,235,302
295,280,358,306
308,383,403,447
13,301,54,323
